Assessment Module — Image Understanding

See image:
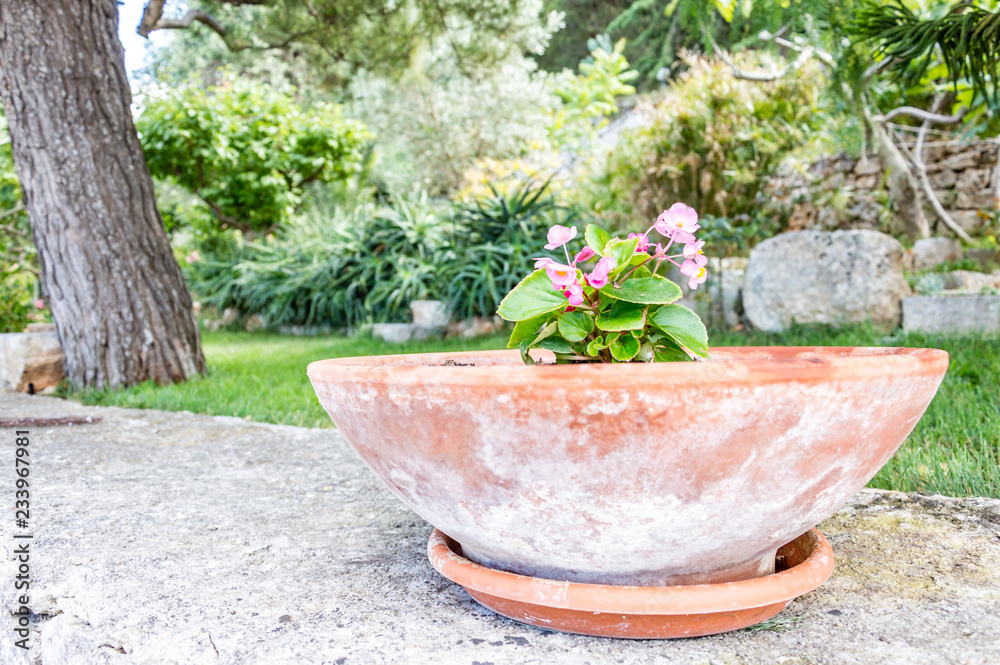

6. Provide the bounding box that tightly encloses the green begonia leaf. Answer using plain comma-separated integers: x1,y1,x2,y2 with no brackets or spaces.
603,237,639,277
497,269,570,322
653,333,693,362
595,300,647,332
649,304,710,358
537,336,574,354
558,310,595,342
507,313,550,348
585,338,605,357
602,276,683,305
585,224,612,256
609,335,641,361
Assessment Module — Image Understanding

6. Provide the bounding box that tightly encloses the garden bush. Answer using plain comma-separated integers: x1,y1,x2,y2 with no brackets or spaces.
444,179,580,319
0,116,43,333
185,189,454,327
185,179,580,326
137,79,370,239
602,51,825,230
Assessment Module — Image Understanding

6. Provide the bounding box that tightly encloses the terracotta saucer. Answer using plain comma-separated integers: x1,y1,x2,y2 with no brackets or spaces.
428,528,834,639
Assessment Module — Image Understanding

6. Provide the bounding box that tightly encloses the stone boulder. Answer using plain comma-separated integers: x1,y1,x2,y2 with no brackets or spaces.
667,257,748,329
410,300,450,328
0,330,65,392
743,230,911,332
908,237,963,272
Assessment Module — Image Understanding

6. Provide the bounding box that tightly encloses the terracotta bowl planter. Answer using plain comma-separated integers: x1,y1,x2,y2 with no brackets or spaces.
308,346,947,636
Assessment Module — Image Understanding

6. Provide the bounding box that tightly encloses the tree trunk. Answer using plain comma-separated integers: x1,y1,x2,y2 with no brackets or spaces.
0,0,205,388
873,123,931,242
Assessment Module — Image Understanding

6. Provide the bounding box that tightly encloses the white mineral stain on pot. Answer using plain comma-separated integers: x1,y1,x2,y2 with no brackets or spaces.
580,391,630,416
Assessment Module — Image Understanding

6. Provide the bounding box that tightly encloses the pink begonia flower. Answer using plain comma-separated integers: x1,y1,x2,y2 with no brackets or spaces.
585,256,616,289
34,299,45,309
670,228,696,245
683,239,708,266
564,282,585,307
544,225,578,251
654,202,700,236
628,232,650,252
546,262,579,288
185,250,201,264
534,257,555,269
574,246,595,264
680,260,708,290
653,210,672,236
668,202,700,232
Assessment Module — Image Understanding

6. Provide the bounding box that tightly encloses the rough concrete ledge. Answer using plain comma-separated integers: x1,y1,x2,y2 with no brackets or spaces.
2,394,999,665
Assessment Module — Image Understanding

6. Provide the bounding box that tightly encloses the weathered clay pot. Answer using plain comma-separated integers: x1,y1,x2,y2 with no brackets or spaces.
308,347,947,631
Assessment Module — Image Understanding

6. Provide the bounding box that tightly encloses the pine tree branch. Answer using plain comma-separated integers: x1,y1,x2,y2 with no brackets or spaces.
138,1,228,40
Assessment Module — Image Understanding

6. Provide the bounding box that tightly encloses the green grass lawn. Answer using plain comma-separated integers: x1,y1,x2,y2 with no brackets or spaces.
73,326,1000,499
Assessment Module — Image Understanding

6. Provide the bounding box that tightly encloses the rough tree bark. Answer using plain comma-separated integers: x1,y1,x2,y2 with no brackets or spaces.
0,0,206,388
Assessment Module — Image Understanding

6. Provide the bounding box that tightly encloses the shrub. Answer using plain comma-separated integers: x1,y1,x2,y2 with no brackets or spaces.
137,79,370,239
185,189,455,327
185,180,583,326
444,179,582,319
0,120,43,333
603,51,825,229
350,56,556,195
548,36,639,148
0,272,35,333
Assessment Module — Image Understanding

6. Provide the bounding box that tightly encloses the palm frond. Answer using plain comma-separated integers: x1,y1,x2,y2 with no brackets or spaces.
851,1,1000,107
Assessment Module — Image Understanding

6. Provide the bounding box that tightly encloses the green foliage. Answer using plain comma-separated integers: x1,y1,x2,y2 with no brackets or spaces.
548,37,639,146
536,0,632,73
137,79,369,238
185,188,452,327
604,52,824,228
185,179,575,327
0,272,34,334
351,61,554,194
148,0,562,85
348,1,562,196
852,1,1000,108
0,114,42,333
696,213,781,256
606,0,832,87
497,221,708,363
445,179,579,319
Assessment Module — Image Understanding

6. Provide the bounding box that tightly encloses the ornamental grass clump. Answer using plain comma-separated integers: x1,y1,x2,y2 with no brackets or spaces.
497,202,711,364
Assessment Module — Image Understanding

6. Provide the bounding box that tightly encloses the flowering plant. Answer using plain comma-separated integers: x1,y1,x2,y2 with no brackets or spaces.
496,203,710,364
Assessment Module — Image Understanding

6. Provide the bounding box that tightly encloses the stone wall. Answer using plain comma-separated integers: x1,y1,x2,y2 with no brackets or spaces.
770,139,999,236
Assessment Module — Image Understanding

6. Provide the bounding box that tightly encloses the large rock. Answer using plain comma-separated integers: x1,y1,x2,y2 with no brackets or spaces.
903,294,1000,335
743,230,911,332
0,330,64,392
909,237,963,272
3,393,1000,665
666,257,747,329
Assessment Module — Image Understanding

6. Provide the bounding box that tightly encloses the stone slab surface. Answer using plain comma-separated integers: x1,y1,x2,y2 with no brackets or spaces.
903,295,1000,335
2,394,999,665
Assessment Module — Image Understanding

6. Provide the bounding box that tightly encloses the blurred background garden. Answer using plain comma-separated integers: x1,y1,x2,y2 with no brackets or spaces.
1,0,998,496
